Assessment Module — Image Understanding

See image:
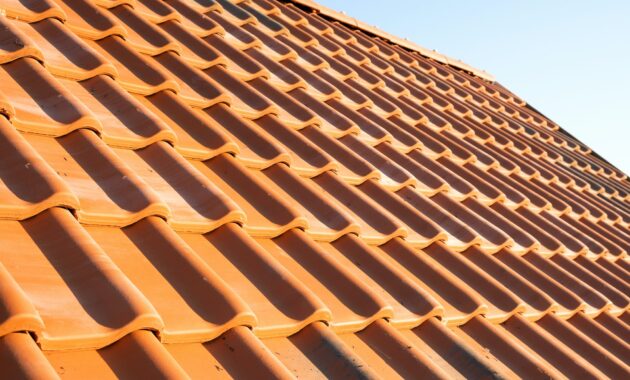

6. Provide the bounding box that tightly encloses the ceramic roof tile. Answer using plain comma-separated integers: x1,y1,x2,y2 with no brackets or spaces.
133,0,179,25
86,218,256,342
179,223,330,337
55,0,126,40
59,75,176,148
0,57,101,135
45,330,189,378
0,261,45,337
0,0,66,23
203,34,266,81
322,234,443,328
23,129,169,226
87,35,179,94
162,0,222,38
200,103,290,167
0,16,44,64
0,0,628,377
0,332,59,379
257,230,393,332
0,208,162,350
259,163,358,240
158,19,225,69
107,4,180,56
10,17,116,80
253,115,336,176
191,153,307,236
152,52,229,108
134,90,239,159
165,326,293,379
263,322,379,379
0,116,79,219
114,143,245,232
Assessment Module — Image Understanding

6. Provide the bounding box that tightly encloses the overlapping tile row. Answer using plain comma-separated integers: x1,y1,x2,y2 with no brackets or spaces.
0,0,627,378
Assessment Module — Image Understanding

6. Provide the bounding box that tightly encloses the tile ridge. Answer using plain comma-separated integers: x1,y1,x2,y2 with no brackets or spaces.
287,0,496,82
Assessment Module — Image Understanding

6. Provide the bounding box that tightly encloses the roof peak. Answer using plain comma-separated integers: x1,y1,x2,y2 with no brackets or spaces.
289,0,495,82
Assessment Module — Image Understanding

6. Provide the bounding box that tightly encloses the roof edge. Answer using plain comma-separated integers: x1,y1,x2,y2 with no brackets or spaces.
289,0,496,82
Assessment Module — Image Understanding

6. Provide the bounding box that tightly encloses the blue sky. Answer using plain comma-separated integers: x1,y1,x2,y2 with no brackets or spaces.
316,0,630,174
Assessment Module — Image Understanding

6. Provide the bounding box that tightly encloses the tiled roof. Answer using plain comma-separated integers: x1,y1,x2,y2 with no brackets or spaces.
0,0,628,378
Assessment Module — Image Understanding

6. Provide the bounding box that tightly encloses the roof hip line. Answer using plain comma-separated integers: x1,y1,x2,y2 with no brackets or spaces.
288,0,496,82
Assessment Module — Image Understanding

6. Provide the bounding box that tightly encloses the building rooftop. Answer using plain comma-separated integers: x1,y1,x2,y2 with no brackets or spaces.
0,0,628,378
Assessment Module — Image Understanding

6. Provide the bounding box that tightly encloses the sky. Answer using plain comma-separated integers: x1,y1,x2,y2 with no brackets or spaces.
316,0,630,174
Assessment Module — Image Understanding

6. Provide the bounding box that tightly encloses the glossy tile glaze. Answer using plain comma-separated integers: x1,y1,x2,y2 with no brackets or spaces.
0,0,627,378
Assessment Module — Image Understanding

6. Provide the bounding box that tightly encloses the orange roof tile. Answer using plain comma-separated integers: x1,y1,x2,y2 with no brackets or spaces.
0,0,628,377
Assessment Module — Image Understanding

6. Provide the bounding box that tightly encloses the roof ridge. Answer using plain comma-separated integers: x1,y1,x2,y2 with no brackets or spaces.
289,0,496,82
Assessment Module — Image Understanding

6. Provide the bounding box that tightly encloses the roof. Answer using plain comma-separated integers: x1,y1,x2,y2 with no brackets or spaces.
290,0,495,81
0,0,628,378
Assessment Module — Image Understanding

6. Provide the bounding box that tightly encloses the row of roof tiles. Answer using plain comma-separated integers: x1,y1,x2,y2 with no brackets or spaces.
0,0,627,378
3,311,629,378
2,116,627,254
2,206,627,348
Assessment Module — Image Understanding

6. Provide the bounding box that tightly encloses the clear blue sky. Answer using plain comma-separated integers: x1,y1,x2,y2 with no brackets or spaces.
317,0,630,174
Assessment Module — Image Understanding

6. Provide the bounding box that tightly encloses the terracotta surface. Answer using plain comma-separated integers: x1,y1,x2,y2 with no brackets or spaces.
0,0,627,378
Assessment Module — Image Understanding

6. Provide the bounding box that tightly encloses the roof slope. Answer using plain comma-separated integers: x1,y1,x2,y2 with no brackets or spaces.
0,0,628,378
